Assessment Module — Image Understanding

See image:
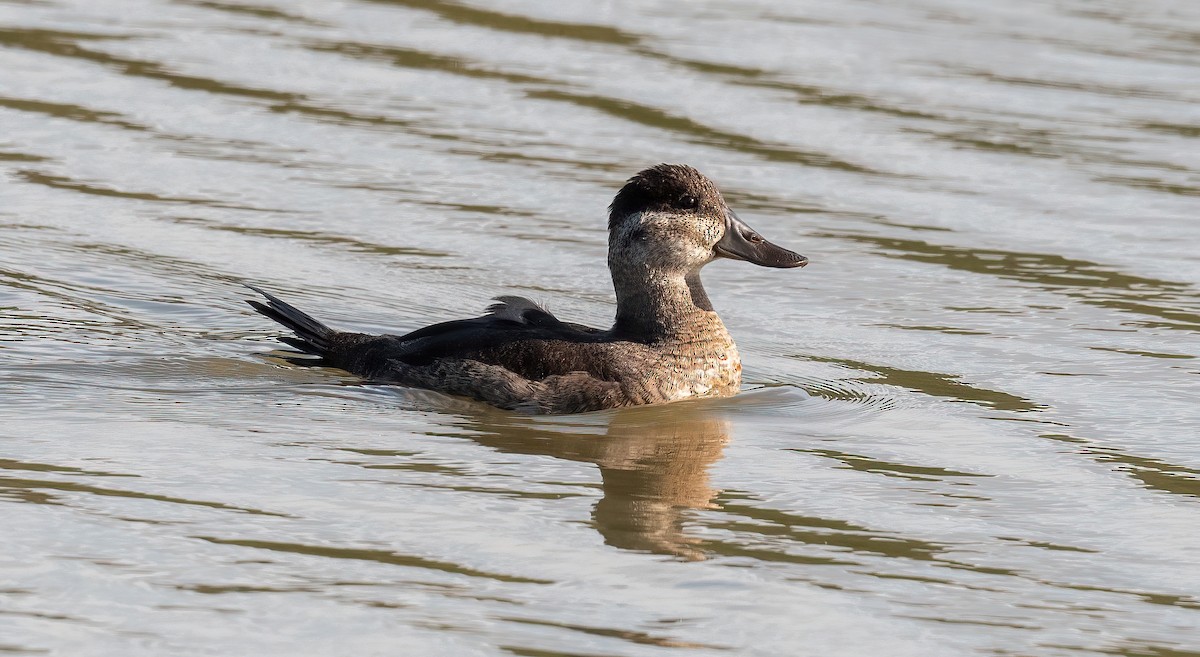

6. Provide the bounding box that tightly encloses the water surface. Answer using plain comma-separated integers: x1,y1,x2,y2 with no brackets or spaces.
2,0,1199,655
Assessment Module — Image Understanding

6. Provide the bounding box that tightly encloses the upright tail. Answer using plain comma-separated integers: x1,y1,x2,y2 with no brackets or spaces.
245,284,335,356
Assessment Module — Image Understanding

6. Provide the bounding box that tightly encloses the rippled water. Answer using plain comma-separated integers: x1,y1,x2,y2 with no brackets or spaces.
2,0,1199,655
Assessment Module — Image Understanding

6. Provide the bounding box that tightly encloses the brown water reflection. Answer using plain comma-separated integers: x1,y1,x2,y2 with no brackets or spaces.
454,405,728,560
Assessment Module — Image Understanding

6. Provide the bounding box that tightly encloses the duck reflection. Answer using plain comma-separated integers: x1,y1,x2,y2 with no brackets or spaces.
453,403,730,560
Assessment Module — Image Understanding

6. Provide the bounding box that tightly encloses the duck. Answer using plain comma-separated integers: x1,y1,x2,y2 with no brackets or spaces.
247,164,807,414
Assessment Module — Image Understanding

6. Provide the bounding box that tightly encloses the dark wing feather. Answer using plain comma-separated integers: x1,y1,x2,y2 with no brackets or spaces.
247,289,611,382
383,296,608,367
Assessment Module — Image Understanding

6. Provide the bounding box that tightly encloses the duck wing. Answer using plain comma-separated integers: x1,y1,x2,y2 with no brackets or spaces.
247,288,610,380
374,295,608,366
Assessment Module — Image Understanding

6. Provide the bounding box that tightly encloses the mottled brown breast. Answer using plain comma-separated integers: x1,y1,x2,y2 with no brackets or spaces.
614,317,742,405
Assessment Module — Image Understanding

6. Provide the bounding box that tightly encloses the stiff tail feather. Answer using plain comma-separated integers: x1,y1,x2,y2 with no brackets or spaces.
245,284,334,356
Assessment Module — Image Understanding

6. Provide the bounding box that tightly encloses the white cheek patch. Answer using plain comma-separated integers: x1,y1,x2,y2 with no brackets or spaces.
639,212,673,232
703,220,723,245
613,212,721,267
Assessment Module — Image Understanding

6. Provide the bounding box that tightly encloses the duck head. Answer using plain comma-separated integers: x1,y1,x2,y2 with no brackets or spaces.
607,164,808,275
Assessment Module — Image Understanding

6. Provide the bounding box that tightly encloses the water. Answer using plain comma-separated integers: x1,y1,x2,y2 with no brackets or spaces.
1,0,1198,654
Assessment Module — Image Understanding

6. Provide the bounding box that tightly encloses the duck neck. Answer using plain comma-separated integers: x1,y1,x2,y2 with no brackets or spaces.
611,264,723,341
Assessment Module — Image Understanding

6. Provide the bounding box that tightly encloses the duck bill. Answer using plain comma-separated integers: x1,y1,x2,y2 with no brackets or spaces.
714,210,808,268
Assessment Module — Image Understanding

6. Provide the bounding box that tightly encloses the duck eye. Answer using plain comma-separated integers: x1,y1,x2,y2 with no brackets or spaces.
677,194,698,210
629,227,647,241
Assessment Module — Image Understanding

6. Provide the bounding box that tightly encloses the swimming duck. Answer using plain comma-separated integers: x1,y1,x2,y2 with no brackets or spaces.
247,164,807,414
